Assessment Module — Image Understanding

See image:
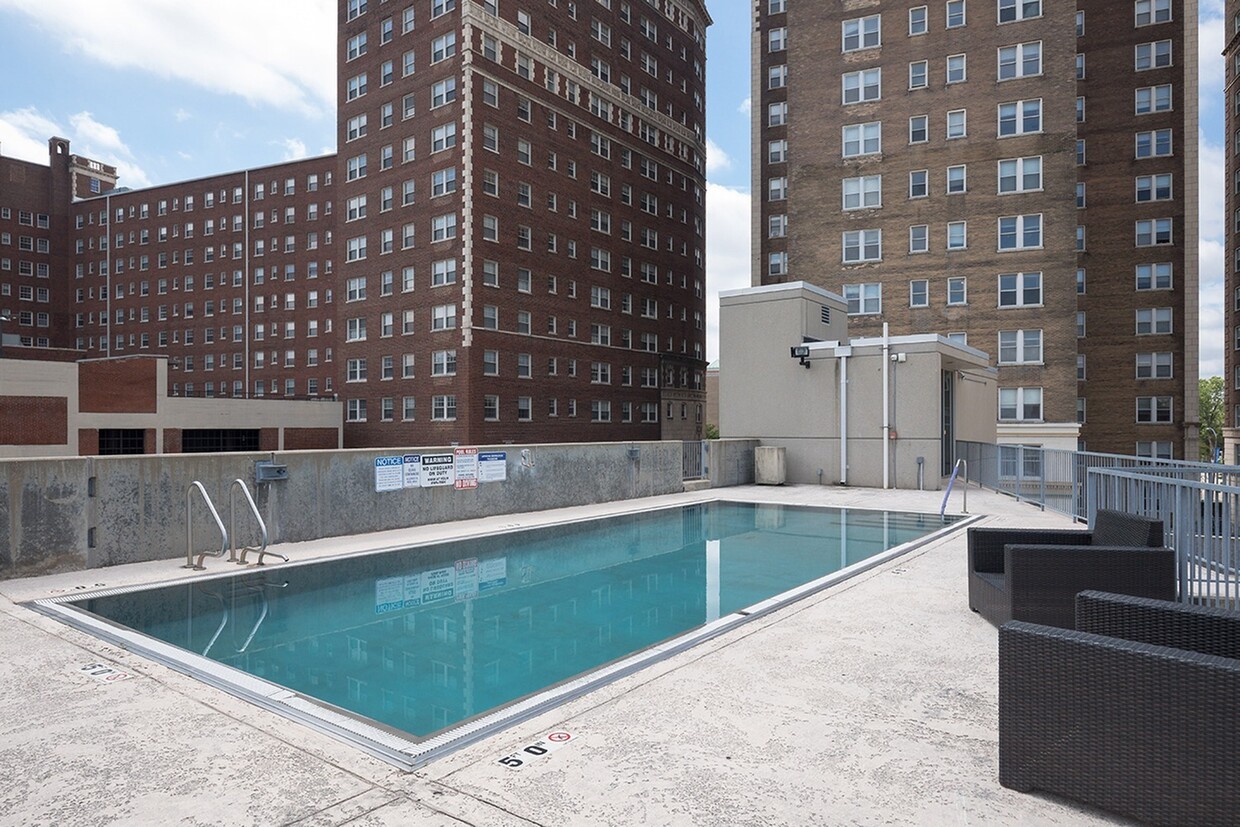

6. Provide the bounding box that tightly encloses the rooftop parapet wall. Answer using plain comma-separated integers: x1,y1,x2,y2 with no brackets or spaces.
0,438,758,579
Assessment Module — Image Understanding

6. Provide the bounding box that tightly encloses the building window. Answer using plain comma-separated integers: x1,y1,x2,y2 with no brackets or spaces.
768,102,788,126
999,387,1043,421
1136,129,1173,158
910,279,929,307
909,6,928,35
431,395,457,421
1135,218,1173,246
947,221,967,249
909,60,928,89
947,277,967,305
909,169,928,198
946,0,965,28
1136,173,1173,202
1135,84,1173,114
842,122,881,157
947,164,967,193
768,27,787,52
998,99,1041,136
998,214,1041,249
909,225,929,254
1135,40,1173,70
1134,0,1172,27
998,42,1041,79
998,329,1043,365
1136,396,1173,423
842,15,881,52
843,282,882,315
998,156,1041,193
1135,307,1173,335
1136,441,1173,460
998,271,1042,307
842,175,882,210
843,229,882,263
947,54,966,83
1135,262,1173,290
483,395,500,421
946,109,967,139
998,0,1041,23
1136,352,1174,379
909,115,929,144
842,68,882,104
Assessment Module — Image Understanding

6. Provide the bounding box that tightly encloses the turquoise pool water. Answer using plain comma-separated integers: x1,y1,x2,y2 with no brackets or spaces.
71,502,959,739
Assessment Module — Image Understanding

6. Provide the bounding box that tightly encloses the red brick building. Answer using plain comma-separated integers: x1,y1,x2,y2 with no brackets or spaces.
754,0,1198,458
0,0,710,451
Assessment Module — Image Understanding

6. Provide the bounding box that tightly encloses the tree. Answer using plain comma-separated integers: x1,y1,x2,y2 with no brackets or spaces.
704,423,720,440
1199,376,1224,461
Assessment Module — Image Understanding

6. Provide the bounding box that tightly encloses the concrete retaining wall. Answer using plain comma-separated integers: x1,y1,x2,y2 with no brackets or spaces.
0,439,761,579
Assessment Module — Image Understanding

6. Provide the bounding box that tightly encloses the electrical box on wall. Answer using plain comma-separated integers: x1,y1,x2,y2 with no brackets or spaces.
255,460,288,483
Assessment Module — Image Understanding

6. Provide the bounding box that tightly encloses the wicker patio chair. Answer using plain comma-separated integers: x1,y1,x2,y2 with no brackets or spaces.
967,509,1174,627
998,591,1240,827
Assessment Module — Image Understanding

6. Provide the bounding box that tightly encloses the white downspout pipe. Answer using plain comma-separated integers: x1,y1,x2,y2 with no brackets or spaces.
839,347,849,485
882,322,890,489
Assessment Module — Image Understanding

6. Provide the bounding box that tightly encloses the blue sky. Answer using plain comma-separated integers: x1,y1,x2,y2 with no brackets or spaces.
0,0,1225,373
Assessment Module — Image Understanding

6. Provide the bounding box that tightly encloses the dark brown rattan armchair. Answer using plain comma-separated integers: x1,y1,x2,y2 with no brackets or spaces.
999,591,1240,826
967,509,1174,627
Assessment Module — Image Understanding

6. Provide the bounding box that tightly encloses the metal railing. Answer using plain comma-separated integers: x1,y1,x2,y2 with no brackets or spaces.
1087,467,1240,610
184,481,228,570
682,440,706,481
956,441,1240,522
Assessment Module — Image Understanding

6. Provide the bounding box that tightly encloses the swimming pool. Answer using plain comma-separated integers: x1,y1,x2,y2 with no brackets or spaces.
36,501,969,767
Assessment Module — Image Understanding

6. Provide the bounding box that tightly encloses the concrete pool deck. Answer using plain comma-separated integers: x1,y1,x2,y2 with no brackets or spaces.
0,485,1126,826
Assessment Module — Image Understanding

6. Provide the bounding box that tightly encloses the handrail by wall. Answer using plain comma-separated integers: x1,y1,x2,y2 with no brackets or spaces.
184,481,228,570
228,479,278,565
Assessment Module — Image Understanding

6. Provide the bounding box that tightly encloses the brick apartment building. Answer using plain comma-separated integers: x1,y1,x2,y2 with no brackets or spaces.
1226,0,1240,464
754,0,1199,459
0,0,710,451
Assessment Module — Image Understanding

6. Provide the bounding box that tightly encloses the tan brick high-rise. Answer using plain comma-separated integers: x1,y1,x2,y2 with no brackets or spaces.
754,0,1198,459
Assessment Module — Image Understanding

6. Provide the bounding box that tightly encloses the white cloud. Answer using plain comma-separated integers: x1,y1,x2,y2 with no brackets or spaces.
705,137,732,175
737,97,751,116
278,137,309,161
1200,1,1225,118
1200,136,1224,241
173,108,192,123
0,0,336,117
1200,238,1225,379
705,183,753,363
0,106,151,187
69,111,128,155
0,107,60,163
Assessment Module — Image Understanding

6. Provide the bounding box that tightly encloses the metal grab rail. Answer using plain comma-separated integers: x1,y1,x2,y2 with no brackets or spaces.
184,482,229,570
940,458,968,517
228,479,281,565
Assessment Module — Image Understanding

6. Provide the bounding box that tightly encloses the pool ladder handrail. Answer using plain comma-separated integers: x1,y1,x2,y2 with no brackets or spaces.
229,479,285,566
184,481,229,570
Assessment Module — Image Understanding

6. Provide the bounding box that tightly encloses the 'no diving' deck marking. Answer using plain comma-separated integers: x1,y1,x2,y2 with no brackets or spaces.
497,731,575,768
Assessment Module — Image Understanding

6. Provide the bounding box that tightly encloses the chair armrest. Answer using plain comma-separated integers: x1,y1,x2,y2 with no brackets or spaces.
1076,590,1240,661
999,619,1240,824
968,527,1089,574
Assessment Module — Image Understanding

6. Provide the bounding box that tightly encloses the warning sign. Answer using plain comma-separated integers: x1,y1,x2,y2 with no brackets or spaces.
454,448,479,489
420,454,455,487
422,565,456,603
